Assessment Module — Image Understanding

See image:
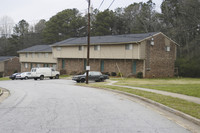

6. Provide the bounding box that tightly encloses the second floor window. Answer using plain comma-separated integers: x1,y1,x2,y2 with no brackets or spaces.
166,46,170,52
45,53,49,58
94,45,100,51
79,46,83,51
125,44,133,50
32,53,35,58
25,53,29,58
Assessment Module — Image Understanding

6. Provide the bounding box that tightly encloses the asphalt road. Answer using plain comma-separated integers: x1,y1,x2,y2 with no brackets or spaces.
0,79,190,133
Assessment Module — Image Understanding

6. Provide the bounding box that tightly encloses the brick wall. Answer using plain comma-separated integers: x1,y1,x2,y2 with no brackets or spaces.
58,58,144,76
4,57,21,76
145,34,176,78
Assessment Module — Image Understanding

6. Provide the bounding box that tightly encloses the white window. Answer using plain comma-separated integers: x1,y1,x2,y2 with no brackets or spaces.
79,46,83,51
37,64,41,67
125,44,133,50
56,47,61,51
94,45,100,51
166,46,170,52
26,53,29,58
45,53,49,58
32,53,35,58
25,63,28,68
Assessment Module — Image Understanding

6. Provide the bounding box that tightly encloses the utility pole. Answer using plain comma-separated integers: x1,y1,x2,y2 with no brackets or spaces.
86,0,91,84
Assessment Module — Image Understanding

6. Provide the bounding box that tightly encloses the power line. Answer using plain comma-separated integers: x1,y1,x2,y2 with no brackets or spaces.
98,0,105,10
108,0,116,9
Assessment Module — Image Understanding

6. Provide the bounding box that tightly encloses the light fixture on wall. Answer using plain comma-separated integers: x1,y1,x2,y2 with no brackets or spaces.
151,37,154,46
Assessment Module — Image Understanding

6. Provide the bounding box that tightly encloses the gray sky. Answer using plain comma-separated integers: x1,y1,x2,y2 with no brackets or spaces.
0,0,162,25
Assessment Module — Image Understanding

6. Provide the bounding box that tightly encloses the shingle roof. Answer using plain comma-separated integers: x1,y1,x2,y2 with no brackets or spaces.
17,45,52,53
0,56,17,62
52,32,160,46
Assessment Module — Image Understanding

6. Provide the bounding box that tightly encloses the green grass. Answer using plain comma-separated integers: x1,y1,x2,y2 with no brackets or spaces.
60,75,70,79
80,82,200,119
113,78,200,98
0,77,10,81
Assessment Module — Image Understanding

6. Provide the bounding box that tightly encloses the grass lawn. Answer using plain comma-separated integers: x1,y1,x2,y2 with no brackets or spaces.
60,75,70,79
0,77,10,81
80,82,200,119
112,78,200,98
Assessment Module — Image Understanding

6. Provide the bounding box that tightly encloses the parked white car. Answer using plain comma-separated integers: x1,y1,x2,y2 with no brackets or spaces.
15,72,32,80
31,67,60,80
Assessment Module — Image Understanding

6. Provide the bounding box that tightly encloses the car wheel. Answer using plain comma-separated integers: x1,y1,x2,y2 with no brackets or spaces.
80,78,85,83
40,75,44,80
25,76,28,80
55,74,59,79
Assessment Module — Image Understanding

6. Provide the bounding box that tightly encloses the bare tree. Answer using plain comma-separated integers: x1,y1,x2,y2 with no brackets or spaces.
0,16,14,37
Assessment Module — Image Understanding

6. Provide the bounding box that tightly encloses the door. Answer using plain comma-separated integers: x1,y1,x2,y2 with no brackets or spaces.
132,61,137,74
100,60,104,72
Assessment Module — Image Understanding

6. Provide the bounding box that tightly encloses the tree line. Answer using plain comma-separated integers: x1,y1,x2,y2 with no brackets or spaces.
0,0,200,77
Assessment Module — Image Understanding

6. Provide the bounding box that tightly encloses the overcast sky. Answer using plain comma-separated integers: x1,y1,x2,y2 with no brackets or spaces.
0,0,162,25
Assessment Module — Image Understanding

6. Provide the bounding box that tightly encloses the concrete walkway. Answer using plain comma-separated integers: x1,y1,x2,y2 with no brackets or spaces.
107,81,200,105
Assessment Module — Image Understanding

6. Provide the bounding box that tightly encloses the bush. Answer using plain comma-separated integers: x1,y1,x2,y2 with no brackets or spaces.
70,71,78,75
14,70,18,73
60,70,67,75
137,72,143,78
102,72,110,76
117,72,123,77
111,72,117,76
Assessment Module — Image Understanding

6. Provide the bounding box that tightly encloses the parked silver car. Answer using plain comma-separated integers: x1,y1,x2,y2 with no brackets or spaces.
15,72,32,80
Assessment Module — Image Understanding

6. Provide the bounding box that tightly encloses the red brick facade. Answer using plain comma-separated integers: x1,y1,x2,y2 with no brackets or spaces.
3,57,21,76
144,34,176,78
58,58,144,76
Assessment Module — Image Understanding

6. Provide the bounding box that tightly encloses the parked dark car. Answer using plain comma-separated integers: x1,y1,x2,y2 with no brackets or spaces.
72,71,109,83
9,73,20,80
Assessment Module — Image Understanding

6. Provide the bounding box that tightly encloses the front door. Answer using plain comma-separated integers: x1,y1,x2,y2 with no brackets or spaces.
132,61,137,74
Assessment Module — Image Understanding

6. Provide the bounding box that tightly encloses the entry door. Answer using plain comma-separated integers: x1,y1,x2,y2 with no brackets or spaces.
100,60,104,72
132,61,137,74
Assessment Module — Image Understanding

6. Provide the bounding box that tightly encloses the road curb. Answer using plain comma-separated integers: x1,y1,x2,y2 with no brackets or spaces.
0,88,3,96
98,87,200,126
0,88,10,103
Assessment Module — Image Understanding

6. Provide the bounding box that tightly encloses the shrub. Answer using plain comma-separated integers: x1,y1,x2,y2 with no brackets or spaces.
60,70,67,75
117,72,123,77
111,72,117,76
102,72,110,76
137,72,143,78
70,71,78,75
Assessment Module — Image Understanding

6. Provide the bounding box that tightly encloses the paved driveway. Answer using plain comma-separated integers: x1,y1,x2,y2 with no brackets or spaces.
0,79,190,133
